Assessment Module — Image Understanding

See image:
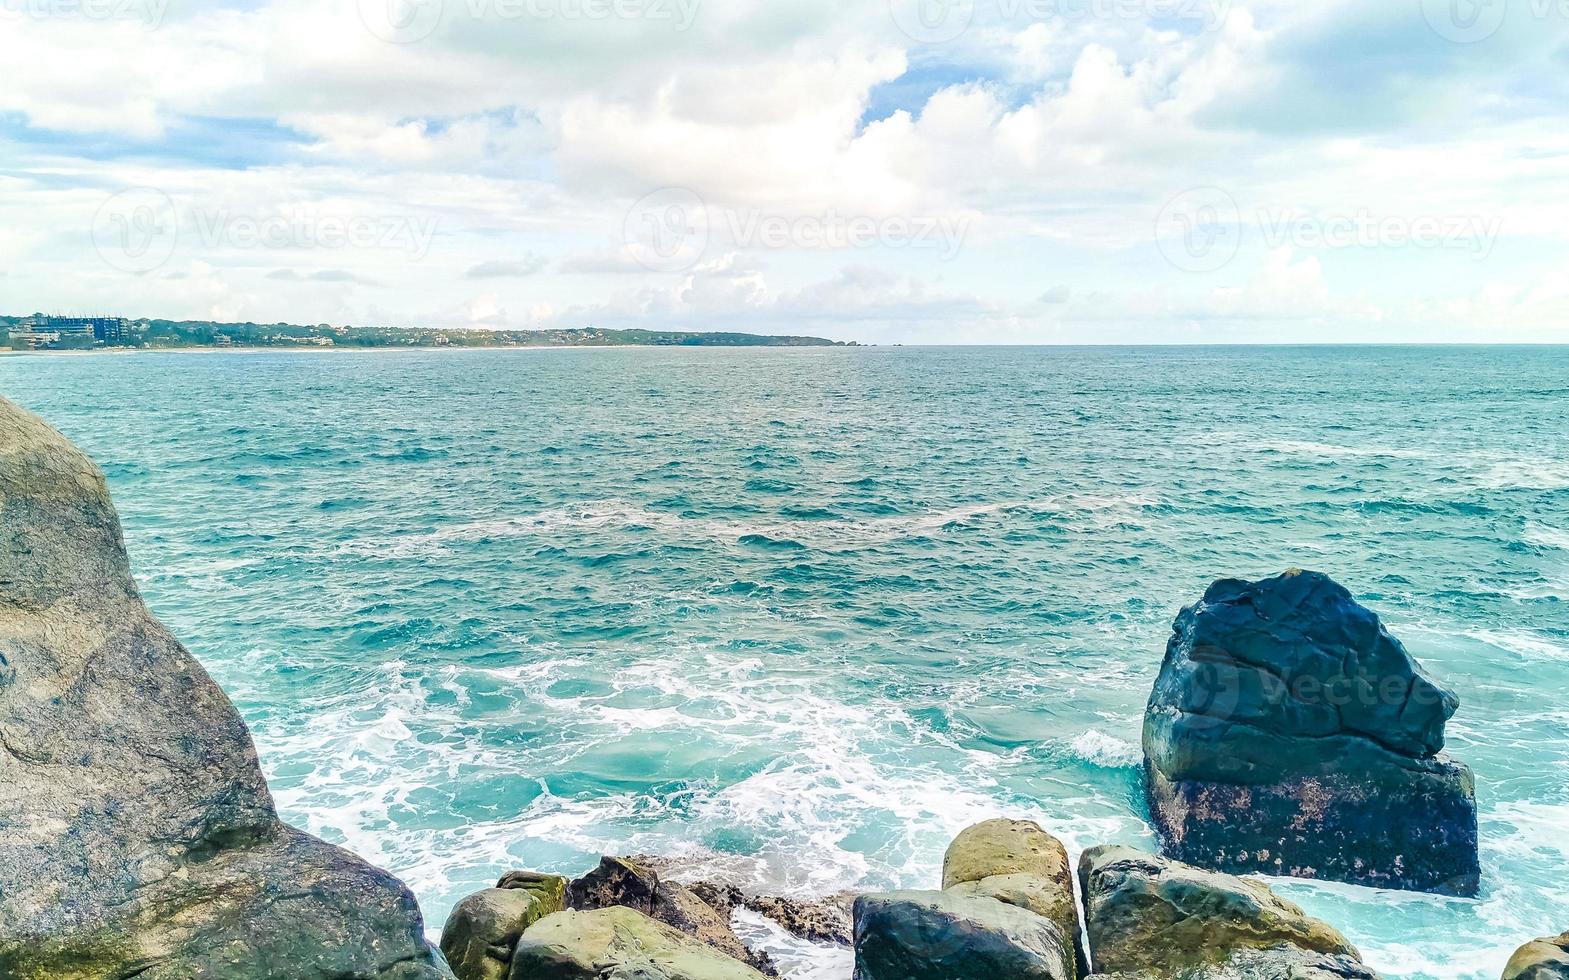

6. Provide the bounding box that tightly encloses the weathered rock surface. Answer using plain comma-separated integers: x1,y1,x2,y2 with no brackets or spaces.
1144,570,1480,895
740,892,855,947
510,907,770,980
1077,844,1379,979
942,818,1084,977
1504,931,1569,980
0,396,449,978
441,873,568,980
568,856,776,973
645,862,854,946
853,890,1073,980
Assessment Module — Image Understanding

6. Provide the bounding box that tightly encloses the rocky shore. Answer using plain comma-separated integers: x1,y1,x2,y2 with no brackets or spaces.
0,396,1558,979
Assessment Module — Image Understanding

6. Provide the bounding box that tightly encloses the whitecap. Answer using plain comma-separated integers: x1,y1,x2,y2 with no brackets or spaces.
1069,729,1141,768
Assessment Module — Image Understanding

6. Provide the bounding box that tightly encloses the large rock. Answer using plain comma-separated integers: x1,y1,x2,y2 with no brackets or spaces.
442,873,568,980
510,907,770,980
1504,932,1569,980
1144,570,1480,895
853,890,1073,980
568,856,774,973
942,818,1084,977
0,397,449,978
1077,844,1379,979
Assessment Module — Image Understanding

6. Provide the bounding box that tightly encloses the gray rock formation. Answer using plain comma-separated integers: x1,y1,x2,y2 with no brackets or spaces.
634,856,855,946
942,818,1085,977
1144,570,1480,895
0,396,449,978
510,907,770,980
1504,932,1569,980
1077,844,1379,979
852,890,1073,980
441,873,567,980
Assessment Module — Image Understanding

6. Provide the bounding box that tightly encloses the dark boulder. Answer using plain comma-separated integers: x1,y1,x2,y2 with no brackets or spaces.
1504,932,1569,980
1078,844,1380,979
0,396,450,978
853,890,1073,980
1144,570,1480,895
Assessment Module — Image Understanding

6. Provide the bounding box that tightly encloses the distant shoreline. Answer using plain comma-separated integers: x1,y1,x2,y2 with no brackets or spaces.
5,343,857,357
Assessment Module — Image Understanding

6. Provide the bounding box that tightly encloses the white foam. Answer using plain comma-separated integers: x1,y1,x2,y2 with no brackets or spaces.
731,908,852,980
1524,524,1569,550
335,493,1167,560
1069,729,1141,768
1464,629,1569,663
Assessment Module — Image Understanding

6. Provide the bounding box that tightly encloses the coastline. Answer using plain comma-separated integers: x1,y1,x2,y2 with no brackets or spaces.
9,344,852,357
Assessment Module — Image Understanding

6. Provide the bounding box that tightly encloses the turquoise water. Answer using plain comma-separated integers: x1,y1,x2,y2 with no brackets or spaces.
2,346,1566,978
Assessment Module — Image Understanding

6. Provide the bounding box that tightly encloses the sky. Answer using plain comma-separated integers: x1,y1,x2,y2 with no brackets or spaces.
0,0,1566,344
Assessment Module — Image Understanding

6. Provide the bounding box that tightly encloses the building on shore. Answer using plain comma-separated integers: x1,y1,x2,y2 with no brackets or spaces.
40,316,129,342
9,316,132,349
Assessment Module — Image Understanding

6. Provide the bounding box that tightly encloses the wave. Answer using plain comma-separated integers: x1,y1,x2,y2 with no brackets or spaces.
1251,441,1569,491
1069,729,1141,769
335,493,1167,559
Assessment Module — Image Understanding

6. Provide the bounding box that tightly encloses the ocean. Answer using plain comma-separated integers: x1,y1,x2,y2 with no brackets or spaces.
2,345,1565,979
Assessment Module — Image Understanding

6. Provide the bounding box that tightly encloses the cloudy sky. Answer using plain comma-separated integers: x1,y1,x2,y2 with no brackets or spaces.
1,0,1566,343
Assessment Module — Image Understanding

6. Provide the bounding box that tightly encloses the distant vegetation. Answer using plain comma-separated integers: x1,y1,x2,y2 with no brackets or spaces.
1,315,851,351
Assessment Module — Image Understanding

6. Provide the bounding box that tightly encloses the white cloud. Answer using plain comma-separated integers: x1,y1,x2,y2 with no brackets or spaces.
0,0,1566,342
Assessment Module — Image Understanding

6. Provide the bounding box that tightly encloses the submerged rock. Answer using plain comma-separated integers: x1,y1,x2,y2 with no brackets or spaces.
1504,932,1569,980
853,890,1073,980
1077,844,1379,979
942,818,1085,977
511,907,770,980
442,873,568,980
1144,570,1480,895
568,856,776,974
0,397,449,978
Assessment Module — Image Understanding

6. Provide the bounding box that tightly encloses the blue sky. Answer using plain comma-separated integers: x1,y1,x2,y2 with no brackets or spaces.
0,0,1566,343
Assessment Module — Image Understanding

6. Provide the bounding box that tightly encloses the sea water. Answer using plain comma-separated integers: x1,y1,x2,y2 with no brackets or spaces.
2,345,1565,979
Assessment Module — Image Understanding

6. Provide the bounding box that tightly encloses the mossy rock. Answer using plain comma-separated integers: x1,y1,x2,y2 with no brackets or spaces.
1077,845,1377,979
442,875,568,980
510,907,769,980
